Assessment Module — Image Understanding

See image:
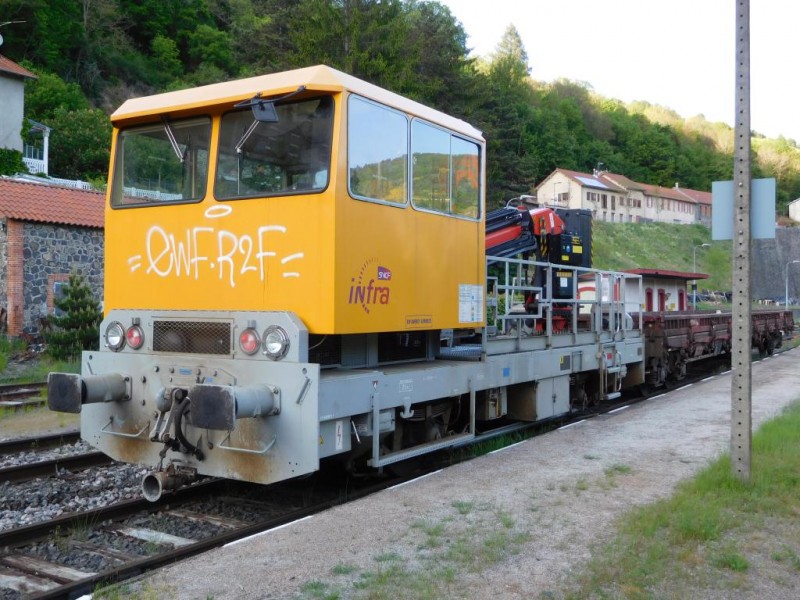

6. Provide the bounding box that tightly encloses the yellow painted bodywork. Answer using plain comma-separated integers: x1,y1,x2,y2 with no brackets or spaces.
105,66,486,334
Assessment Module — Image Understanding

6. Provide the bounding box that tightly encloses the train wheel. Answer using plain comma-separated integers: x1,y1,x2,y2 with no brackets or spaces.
757,337,773,356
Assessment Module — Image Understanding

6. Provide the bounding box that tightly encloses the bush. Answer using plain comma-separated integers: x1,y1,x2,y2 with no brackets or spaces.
44,273,102,361
0,148,26,176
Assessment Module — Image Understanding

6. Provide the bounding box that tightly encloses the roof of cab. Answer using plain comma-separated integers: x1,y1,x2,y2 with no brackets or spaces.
112,64,483,141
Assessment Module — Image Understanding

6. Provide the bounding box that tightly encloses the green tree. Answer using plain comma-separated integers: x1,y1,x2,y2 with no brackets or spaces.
490,24,530,93
23,70,90,123
48,107,112,180
150,34,184,83
477,25,538,205
396,0,474,109
44,273,102,361
187,24,236,75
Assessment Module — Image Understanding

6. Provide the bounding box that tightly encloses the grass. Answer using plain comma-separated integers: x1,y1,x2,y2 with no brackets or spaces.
568,400,800,599
0,403,80,438
93,581,181,600
593,221,729,286
0,336,26,373
299,501,530,599
0,352,80,438
3,354,80,383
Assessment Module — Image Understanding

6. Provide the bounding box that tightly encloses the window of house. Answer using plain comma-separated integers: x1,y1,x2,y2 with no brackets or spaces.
48,274,71,317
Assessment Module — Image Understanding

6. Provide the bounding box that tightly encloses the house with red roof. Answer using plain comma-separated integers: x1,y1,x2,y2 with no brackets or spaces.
0,54,37,155
0,177,105,336
0,54,50,175
534,168,711,225
674,186,712,226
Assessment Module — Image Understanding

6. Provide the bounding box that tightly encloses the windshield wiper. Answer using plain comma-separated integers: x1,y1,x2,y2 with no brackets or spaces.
234,119,261,155
233,85,307,153
161,116,185,163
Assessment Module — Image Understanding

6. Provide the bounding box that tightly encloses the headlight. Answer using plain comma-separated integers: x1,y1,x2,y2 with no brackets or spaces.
263,325,289,360
126,324,144,350
105,321,126,351
239,328,261,355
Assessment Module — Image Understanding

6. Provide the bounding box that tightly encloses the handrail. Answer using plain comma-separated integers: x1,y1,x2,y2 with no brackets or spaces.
218,433,276,455
101,417,150,439
485,254,642,340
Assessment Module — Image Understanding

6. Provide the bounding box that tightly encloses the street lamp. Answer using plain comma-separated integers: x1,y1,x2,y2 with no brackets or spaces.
785,260,800,310
692,243,711,310
0,21,25,48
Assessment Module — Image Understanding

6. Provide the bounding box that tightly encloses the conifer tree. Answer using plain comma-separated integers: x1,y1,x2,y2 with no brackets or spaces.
45,273,102,361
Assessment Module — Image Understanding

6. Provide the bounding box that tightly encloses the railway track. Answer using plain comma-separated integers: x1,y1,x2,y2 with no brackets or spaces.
0,430,103,486
0,474,401,599
0,450,113,484
0,381,47,411
0,432,80,457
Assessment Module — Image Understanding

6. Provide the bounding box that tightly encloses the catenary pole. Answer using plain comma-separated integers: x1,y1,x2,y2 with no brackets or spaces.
731,0,752,483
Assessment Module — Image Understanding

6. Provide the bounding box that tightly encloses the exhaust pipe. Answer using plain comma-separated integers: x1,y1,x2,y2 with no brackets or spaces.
141,469,193,502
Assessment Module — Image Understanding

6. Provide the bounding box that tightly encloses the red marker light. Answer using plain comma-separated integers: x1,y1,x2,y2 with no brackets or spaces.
239,328,260,355
126,325,144,350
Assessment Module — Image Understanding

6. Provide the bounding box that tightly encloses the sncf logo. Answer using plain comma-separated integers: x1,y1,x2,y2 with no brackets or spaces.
348,259,392,314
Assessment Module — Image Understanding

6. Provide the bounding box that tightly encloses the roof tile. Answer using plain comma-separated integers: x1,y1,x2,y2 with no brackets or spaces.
0,179,104,228
0,54,37,80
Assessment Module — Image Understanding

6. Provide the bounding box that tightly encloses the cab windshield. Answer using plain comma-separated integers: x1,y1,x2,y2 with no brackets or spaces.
215,96,333,199
111,117,211,207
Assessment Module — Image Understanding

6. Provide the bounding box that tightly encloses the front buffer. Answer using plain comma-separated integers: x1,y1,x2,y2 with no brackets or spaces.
48,311,320,500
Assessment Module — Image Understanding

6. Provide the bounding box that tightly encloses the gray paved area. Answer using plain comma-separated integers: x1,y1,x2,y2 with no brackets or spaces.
134,347,800,599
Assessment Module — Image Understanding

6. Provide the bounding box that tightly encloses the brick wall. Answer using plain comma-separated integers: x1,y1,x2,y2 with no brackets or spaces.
7,219,24,336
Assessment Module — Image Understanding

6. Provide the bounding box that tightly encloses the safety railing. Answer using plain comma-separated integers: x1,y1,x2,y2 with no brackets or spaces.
485,255,642,342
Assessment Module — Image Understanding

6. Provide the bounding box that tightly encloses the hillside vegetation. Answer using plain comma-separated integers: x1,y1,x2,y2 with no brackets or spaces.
592,222,730,291
3,0,800,213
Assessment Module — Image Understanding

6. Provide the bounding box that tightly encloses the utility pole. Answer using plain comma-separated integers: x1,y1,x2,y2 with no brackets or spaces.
731,0,752,483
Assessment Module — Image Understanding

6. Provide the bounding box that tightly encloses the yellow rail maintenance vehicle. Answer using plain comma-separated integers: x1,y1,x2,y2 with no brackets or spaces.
48,65,644,500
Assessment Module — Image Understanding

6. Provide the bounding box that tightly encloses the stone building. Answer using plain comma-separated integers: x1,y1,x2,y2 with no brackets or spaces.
0,177,104,336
